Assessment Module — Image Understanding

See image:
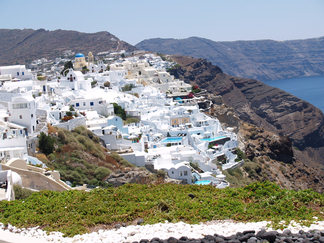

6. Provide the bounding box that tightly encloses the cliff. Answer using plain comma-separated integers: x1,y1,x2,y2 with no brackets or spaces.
0,29,136,65
136,36,324,81
169,55,324,191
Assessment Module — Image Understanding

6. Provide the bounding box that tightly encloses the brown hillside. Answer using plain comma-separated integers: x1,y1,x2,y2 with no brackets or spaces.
0,29,136,65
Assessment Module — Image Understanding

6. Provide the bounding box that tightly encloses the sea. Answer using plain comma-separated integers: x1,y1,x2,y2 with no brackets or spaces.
264,75,324,113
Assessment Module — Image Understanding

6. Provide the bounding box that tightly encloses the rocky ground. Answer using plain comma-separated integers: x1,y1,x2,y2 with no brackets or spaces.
0,221,323,243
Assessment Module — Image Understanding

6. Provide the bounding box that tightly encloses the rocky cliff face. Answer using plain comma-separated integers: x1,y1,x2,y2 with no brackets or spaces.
169,56,324,187
136,36,324,81
0,29,136,65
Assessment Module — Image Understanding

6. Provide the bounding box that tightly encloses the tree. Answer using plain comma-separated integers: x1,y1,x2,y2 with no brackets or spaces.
38,132,55,155
61,61,73,76
81,66,89,74
112,103,126,120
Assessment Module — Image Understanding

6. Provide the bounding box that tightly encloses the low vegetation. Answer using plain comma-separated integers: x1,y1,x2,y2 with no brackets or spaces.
37,126,132,187
121,84,134,92
112,103,126,120
0,182,322,237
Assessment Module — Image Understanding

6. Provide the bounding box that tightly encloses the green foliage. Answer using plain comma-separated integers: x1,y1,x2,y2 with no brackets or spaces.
65,111,73,117
81,66,89,74
235,148,246,161
91,80,97,88
38,132,55,155
13,185,34,200
124,117,140,125
94,167,111,180
41,126,134,187
121,84,134,92
61,61,73,76
0,182,322,237
37,75,46,81
112,103,126,120
190,162,203,173
110,152,134,167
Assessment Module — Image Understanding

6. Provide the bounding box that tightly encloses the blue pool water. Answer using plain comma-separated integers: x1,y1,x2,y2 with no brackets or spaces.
200,136,227,142
195,180,212,185
264,76,324,113
161,137,183,143
27,156,47,168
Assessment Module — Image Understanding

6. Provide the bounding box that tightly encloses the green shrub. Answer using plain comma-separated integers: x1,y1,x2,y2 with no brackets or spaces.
94,167,111,180
0,182,322,237
121,84,134,92
38,132,55,155
112,103,126,120
13,185,34,200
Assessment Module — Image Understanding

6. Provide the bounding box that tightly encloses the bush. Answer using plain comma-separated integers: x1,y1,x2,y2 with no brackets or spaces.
0,182,322,237
103,81,110,87
91,81,97,87
38,132,55,155
121,84,134,92
94,167,111,180
13,185,34,200
112,103,126,120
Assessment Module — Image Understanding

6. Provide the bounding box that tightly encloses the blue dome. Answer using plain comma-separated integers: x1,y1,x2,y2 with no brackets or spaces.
75,53,85,58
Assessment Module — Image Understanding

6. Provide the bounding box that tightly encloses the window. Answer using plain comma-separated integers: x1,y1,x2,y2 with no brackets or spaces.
31,114,33,118
22,72,24,75
17,72,19,76
180,172,183,176
19,115,22,119
184,171,188,176
13,103,28,109
99,101,103,104
83,102,86,106
76,103,80,107
90,102,94,106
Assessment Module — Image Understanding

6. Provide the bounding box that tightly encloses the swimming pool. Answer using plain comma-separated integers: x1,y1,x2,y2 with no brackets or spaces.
194,180,212,185
161,137,183,143
27,156,47,168
200,136,227,142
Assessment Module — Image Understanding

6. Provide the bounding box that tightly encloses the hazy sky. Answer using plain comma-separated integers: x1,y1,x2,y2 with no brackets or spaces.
1,0,324,45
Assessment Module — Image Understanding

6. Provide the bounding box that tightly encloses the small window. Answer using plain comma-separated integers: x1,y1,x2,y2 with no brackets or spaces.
19,115,22,119
17,72,19,76
22,72,24,75
31,114,33,118
99,101,103,104
184,171,188,176
90,102,94,106
76,103,80,107
83,102,86,106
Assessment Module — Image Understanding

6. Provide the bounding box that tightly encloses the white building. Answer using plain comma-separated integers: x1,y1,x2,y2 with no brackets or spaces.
0,65,34,81
0,121,28,162
8,95,37,135
59,69,91,91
